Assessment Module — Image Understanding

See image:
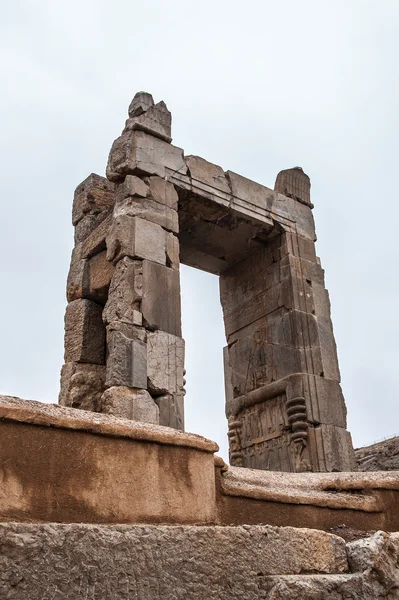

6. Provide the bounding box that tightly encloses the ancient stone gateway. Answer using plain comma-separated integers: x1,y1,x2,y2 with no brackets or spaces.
60,91,356,473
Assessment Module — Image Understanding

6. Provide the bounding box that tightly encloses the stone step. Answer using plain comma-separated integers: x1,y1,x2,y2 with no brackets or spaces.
0,523,347,600
261,573,366,598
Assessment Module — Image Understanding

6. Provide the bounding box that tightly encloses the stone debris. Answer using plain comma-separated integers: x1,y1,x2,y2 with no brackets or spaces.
59,91,356,472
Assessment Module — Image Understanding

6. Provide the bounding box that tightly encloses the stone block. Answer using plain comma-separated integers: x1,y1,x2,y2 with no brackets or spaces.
67,248,114,305
303,375,347,428
166,232,180,269
105,329,147,389
347,531,399,591
106,321,145,342
101,386,159,424
106,130,187,181
102,257,142,325
114,196,178,233
116,174,149,199
223,345,234,408
124,100,172,143
312,424,357,472
72,173,115,226
280,255,325,286
284,232,317,263
81,214,113,259
85,251,114,305
155,393,184,430
147,176,178,210
66,244,86,302
227,170,275,214
128,91,154,117
141,260,182,336
106,215,166,265
147,331,184,395
59,362,105,412
64,299,105,365
312,283,331,318
74,211,110,245
274,166,311,207
317,315,341,381
227,332,303,396
186,155,230,195
0,523,349,600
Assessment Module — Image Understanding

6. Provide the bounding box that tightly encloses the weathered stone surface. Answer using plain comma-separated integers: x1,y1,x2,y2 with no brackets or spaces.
106,320,145,342
128,91,154,117
74,210,110,245
223,345,235,407
304,375,347,428
64,299,105,365
102,257,142,325
186,155,230,194
81,213,113,259
347,531,399,592
311,424,357,472
317,314,341,381
105,329,147,388
147,176,178,210
155,393,184,431
66,244,85,301
59,362,105,412
106,130,187,181
356,436,399,471
274,166,312,207
114,195,178,233
124,100,172,143
68,248,114,305
0,523,349,600
0,396,217,525
147,331,184,395
116,174,149,199
106,215,166,265
262,573,366,598
85,251,114,305
72,173,114,226
141,260,182,336
101,386,159,423
312,281,332,318
166,231,180,269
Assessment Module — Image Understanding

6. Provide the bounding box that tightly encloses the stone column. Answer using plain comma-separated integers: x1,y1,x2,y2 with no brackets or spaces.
221,169,356,472
60,92,185,429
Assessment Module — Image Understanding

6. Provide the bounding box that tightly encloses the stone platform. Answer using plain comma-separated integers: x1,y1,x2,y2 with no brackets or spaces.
0,395,398,534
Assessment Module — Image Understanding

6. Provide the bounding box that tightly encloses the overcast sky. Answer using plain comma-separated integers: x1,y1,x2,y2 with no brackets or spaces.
1,0,398,462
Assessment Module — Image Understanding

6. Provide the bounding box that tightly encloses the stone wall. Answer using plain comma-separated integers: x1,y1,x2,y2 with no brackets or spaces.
0,524,398,599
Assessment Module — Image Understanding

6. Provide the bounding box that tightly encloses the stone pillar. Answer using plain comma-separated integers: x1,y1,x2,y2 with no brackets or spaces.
59,92,185,429
221,169,356,472
59,174,115,412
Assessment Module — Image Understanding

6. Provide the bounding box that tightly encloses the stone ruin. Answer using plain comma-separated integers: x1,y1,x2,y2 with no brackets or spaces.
0,93,399,598
60,90,355,474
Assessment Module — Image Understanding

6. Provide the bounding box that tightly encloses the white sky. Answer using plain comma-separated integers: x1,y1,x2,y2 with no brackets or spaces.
1,0,399,462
